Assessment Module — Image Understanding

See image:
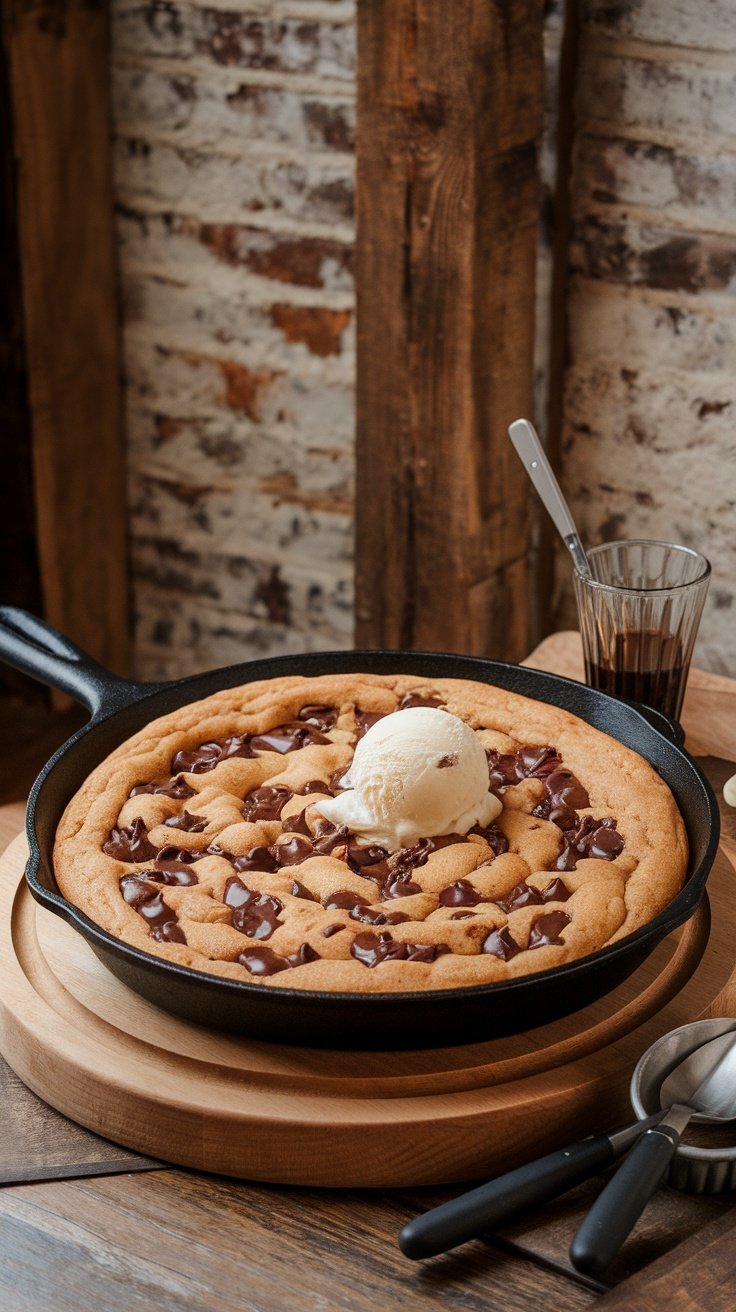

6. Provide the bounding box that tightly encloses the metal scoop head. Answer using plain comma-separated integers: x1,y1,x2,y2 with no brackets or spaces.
661,1030,736,1121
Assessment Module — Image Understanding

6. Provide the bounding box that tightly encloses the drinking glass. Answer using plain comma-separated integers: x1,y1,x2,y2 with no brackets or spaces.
572,540,711,721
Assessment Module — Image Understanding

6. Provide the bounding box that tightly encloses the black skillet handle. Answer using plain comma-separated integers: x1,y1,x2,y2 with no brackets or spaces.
0,607,145,717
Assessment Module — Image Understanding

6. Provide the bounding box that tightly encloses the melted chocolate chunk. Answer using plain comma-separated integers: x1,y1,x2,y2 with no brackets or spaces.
249,722,331,754
323,923,344,938
346,839,389,871
243,785,293,822
135,867,199,888
470,821,510,856
354,708,385,737
163,811,208,833
282,806,312,836
286,942,320,968
224,876,283,940
528,910,570,948
233,846,279,874
556,816,624,871
297,779,332,795
129,775,195,800
451,911,477,920
381,872,423,899
438,879,483,908
542,877,571,903
119,874,158,910
103,818,158,863
532,768,590,830
496,881,544,914
487,744,562,793
155,845,205,866
291,879,318,901
297,704,338,731
322,889,365,912
329,766,349,792
172,735,254,775
238,945,289,976
437,753,459,769
279,812,347,861
482,926,521,961
349,905,410,926
350,931,447,968
272,835,315,866
312,820,348,857
398,691,445,710
119,875,186,943
356,834,464,901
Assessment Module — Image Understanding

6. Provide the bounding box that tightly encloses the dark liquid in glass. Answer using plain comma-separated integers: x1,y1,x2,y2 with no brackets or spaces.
584,629,686,721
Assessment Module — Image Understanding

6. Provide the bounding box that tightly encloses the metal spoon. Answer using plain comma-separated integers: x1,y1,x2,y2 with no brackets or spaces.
508,418,591,577
398,1021,736,1262
570,1026,736,1277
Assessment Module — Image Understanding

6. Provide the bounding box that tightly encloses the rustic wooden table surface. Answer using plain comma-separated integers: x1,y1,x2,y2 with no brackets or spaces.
1,636,735,1312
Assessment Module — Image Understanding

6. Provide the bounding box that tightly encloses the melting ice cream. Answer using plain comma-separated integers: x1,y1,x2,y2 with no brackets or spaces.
316,706,502,850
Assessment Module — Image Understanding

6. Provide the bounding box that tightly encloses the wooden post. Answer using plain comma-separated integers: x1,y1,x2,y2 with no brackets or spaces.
355,1,543,659
4,0,129,675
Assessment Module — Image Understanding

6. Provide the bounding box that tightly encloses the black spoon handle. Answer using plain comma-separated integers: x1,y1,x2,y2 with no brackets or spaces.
398,1124,650,1261
569,1113,689,1278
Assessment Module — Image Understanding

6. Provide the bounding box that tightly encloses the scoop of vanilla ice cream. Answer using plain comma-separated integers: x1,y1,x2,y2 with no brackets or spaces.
315,706,502,850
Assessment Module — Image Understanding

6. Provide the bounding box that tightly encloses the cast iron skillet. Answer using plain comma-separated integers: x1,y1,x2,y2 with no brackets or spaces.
0,607,720,1049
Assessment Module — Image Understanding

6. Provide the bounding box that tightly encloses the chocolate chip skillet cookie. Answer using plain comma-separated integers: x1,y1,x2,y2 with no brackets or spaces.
53,674,688,993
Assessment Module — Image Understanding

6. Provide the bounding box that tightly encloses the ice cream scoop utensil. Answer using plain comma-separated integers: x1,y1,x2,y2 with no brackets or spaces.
397,1113,661,1260
508,419,590,578
570,1030,736,1277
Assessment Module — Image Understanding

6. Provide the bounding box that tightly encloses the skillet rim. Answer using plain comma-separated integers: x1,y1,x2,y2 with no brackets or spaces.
21,649,720,1012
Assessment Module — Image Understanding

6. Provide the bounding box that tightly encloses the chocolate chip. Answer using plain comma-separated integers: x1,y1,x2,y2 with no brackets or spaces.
438,879,483,908
482,926,521,960
297,704,338,731
243,785,293,821
249,722,331,754
163,811,208,833
224,877,283,940
528,910,570,948
103,818,158,863
129,775,195,800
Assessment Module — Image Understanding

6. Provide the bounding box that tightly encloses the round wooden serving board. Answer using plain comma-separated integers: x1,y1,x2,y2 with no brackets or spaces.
1,832,734,1188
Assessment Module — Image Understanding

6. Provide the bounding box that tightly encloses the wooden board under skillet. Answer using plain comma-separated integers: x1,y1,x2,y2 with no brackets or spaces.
0,635,732,1188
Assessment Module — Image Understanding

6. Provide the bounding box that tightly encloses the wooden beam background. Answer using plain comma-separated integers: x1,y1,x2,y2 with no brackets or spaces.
355,0,543,660
4,0,129,675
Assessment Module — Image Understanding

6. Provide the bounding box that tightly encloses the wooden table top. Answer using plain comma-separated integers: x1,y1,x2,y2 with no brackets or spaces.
1,635,735,1312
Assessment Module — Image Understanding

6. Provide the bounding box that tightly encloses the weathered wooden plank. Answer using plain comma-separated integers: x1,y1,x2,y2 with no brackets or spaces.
4,0,129,675
355,0,543,659
0,1171,596,1312
594,1208,736,1311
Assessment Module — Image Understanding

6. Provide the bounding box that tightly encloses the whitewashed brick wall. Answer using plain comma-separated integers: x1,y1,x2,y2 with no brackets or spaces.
111,0,356,679
112,0,734,679
556,0,736,674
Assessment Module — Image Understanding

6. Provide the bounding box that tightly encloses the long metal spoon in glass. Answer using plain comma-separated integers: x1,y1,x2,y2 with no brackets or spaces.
508,418,591,578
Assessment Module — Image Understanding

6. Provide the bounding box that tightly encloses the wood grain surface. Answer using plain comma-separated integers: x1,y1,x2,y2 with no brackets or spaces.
1,831,726,1187
4,0,129,678
594,1208,736,1310
355,0,542,660
0,1171,596,1312
1,637,734,1310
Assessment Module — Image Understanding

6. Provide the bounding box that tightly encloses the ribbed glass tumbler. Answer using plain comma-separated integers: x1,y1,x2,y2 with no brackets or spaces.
572,540,711,721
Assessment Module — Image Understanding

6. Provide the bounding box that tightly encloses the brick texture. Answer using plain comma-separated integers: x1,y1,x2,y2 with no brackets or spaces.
113,0,734,678
111,0,356,679
555,3,736,674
